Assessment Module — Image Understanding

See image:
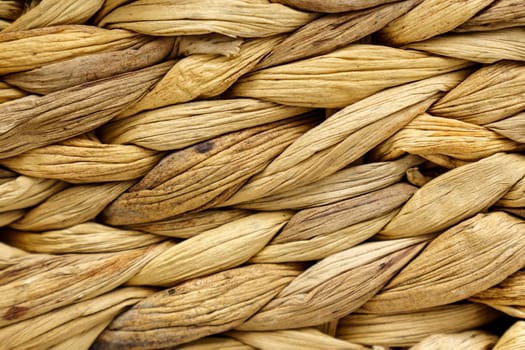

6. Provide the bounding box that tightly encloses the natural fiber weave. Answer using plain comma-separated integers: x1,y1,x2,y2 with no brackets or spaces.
1,1,525,349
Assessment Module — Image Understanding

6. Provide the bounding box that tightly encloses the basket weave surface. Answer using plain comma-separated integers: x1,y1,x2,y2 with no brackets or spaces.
1,0,525,349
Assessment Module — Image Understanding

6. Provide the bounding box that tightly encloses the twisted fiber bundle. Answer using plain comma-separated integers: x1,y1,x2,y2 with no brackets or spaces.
1,0,525,349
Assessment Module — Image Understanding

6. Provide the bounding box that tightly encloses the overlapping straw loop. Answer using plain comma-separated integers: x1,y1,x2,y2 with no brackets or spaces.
1,0,525,349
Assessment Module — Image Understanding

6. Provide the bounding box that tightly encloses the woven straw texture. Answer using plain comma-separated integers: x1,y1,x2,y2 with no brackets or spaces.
1,0,525,349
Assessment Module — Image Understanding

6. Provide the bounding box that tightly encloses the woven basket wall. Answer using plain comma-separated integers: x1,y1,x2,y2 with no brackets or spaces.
1,0,525,349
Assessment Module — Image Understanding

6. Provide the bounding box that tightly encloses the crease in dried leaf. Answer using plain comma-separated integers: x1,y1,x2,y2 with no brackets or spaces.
0,25,150,75
236,155,422,211
94,264,302,349
0,134,164,183
409,331,498,350
0,61,173,159
271,0,401,13
230,44,471,108
102,116,318,225
0,243,168,327
487,111,525,143
11,181,134,231
497,175,525,208
3,222,165,254
380,153,525,238
431,61,525,125
364,212,525,313
5,37,174,94
238,238,426,330
251,183,416,263
119,36,283,118
3,0,104,32
371,113,522,164
99,0,318,38
377,0,494,46
124,209,253,239
406,27,525,63
257,0,420,68
0,287,154,350
338,303,501,347
127,212,292,286
0,175,66,213
173,34,243,57
470,270,525,318
102,98,311,151
228,328,369,350
457,0,525,32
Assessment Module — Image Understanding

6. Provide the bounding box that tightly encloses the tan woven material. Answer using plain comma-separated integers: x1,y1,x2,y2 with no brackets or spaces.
1,1,525,349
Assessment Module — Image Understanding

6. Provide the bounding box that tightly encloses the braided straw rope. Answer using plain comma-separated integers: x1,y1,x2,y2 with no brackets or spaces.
1,0,525,349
